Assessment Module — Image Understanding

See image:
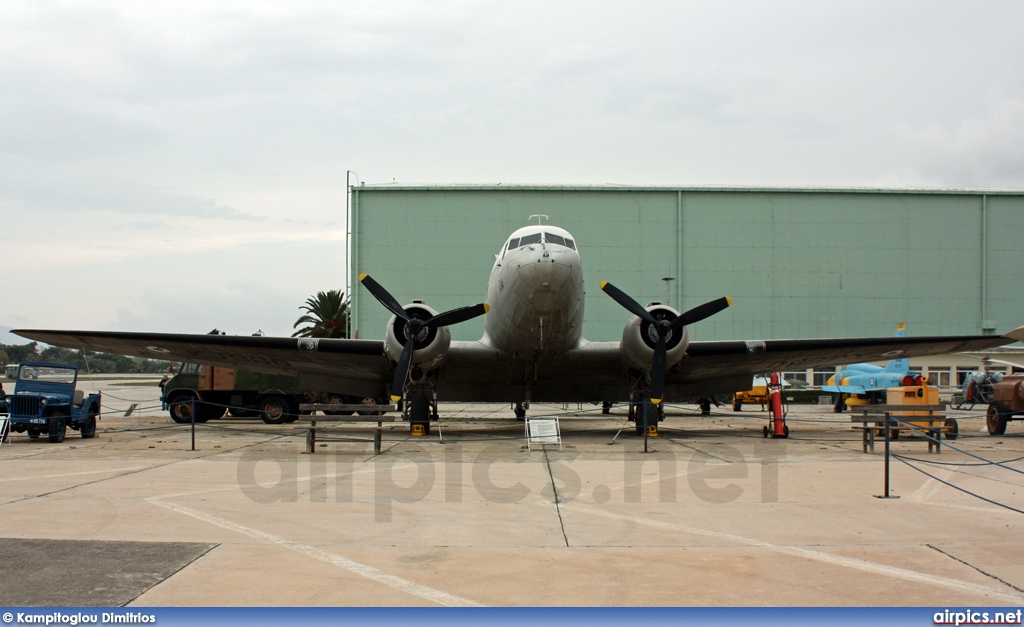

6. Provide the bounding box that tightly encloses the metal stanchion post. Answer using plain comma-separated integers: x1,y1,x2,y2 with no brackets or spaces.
876,411,898,499
190,398,196,452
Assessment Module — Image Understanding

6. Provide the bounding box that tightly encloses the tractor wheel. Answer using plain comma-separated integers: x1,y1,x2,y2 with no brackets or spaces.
47,410,67,443
259,396,291,424
944,418,959,440
987,402,1008,436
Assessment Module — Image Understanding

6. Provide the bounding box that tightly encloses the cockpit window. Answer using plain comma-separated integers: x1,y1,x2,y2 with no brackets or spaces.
506,237,519,251
545,233,565,246
564,238,575,250
519,232,542,246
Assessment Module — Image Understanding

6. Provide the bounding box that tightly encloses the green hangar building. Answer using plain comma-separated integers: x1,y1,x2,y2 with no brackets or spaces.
348,185,1024,388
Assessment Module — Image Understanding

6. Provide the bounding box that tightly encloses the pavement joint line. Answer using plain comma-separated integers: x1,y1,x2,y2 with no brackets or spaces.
145,497,485,607
563,504,1024,604
927,544,1024,595
0,465,149,483
542,448,570,548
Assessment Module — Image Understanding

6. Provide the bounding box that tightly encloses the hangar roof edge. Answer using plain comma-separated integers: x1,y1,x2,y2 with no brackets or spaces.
351,184,1024,196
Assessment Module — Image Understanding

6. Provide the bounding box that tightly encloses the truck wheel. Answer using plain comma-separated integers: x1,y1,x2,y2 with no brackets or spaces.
228,408,258,418
356,397,383,416
324,394,354,416
80,411,97,439
167,392,198,424
987,402,1008,435
259,396,291,424
47,411,67,443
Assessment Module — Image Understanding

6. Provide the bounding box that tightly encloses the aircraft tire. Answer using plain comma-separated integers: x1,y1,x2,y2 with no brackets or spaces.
944,418,958,440
410,394,430,434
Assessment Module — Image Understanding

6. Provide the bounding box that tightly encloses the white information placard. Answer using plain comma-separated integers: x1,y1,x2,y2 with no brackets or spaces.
525,417,562,451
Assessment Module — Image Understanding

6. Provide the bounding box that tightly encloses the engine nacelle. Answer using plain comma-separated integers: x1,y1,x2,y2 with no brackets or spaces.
384,301,451,374
620,302,689,374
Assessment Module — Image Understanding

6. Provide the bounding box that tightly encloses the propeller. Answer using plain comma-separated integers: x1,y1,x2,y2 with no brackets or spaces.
360,273,489,403
601,281,731,404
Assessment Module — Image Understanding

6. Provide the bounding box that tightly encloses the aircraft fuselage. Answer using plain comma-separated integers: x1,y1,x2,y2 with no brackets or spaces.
482,225,585,362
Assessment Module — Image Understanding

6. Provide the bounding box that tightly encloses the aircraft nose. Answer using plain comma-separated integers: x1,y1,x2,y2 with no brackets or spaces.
517,249,574,291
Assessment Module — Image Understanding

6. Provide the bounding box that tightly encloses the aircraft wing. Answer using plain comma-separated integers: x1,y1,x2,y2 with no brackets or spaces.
12,329,392,395
676,333,1020,384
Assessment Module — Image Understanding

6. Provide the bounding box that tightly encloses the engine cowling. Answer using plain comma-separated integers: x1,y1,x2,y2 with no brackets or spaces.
383,301,451,374
620,302,689,374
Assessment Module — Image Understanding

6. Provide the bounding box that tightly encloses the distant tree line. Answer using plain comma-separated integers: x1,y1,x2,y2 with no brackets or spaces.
0,342,173,374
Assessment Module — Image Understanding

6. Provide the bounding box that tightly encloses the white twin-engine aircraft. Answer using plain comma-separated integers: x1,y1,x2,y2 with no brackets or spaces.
16,222,1024,435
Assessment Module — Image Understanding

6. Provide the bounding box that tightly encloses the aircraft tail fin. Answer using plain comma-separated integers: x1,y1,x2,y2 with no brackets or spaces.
886,323,909,373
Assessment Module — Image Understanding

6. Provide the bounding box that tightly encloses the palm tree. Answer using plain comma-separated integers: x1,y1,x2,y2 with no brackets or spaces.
292,290,350,338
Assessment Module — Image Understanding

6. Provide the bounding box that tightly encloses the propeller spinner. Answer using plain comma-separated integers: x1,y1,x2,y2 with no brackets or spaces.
360,274,489,403
601,281,731,405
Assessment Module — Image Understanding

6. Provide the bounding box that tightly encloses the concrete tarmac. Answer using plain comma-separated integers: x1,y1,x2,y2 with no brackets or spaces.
1,380,1022,607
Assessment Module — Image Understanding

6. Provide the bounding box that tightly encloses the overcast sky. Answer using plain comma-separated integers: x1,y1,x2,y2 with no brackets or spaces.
3,1,1023,344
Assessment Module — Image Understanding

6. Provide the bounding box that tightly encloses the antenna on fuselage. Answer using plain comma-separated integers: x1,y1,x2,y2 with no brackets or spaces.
528,214,549,225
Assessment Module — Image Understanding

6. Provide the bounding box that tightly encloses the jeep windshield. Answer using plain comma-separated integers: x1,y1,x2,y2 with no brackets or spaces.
21,365,76,384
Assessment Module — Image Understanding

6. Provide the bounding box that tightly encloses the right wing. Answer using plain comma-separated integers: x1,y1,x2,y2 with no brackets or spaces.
13,329,392,395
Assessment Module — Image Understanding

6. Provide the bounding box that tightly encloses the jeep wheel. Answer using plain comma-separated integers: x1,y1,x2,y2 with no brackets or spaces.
81,412,97,439
259,396,291,424
47,411,67,443
167,392,198,423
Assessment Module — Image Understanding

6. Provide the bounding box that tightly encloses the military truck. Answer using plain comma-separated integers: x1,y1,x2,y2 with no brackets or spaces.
161,363,373,425
986,374,1024,435
2,362,101,443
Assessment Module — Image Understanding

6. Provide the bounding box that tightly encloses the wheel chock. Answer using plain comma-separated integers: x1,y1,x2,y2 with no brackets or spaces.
646,425,659,437
411,424,426,437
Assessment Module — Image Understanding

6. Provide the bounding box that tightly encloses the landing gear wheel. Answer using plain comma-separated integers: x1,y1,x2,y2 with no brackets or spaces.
944,418,959,440
699,399,712,416
514,402,526,421
762,425,769,438
259,396,291,424
987,402,1008,435
47,410,67,443
80,412,97,439
733,400,742,412
410,394,431,435
167,392,198,424
634,403,662,436
783,424,789,438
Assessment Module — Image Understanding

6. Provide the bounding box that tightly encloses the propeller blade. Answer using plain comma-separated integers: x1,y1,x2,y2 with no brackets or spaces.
429,303,490,328
600,281,656,323
359,274,408,320
673,296,732,329
650,334,667,405
390,338,416,403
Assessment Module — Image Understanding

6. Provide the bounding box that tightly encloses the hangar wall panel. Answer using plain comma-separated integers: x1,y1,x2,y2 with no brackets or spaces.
350,186,1024,343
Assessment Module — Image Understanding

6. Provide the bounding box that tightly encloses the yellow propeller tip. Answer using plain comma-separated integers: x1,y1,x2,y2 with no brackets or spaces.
390,395,402,403
651,398,662,405
483,303,490,313
600,281,608,289
725,296,733,306
359,273,369,281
